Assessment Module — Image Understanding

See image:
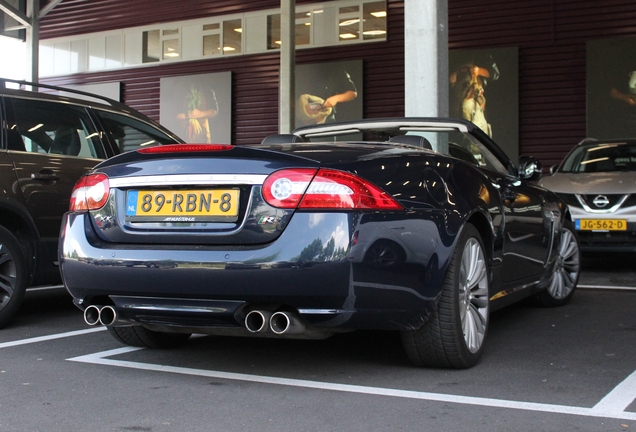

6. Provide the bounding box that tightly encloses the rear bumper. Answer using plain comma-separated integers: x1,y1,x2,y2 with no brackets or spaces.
60,212,448,332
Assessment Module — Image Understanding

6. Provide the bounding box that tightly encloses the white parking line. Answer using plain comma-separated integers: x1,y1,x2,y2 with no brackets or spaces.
592,369,636,415
26,284,65,292
578,284,636,291
0,327,106,349
68,347,636,421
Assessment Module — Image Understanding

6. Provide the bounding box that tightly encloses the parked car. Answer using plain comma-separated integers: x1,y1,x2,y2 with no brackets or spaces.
59,118,580,368
539,138,636,252
0,79,183,328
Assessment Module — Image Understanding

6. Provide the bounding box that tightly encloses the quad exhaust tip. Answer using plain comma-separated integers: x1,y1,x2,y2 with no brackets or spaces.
244,310,306,335
83,305,118,327
245,310,272,333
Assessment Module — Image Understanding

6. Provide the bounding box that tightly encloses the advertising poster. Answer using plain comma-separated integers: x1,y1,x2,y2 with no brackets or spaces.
295,59,363,129
587,37,636,139
160,72,232,144
449,47,519,162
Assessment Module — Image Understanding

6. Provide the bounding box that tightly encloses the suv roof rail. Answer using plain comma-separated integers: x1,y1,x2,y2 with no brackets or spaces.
0,78,124,109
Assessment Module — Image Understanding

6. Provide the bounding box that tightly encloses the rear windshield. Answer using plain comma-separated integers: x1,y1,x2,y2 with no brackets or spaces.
559,142,636,173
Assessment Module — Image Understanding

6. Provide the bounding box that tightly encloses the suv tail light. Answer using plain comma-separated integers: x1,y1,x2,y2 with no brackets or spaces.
262,168,403,210
69,173,110,211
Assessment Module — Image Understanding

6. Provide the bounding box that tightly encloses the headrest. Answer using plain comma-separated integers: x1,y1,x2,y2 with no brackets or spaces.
388,135,432,150
261,134,304,145
51,126,81,156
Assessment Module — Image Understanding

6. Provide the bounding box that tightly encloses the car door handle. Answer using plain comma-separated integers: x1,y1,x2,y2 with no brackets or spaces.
502,187,517,201
31,171,60,182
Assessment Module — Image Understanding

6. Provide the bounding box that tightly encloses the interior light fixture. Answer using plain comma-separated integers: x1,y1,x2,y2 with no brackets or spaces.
28,124,44,132
339,19,360,26
223,46,236,51
339,33,357,39
370,11,387,17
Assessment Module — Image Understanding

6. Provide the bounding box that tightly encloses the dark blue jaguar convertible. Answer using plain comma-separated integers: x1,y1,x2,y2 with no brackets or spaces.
59,118,580,368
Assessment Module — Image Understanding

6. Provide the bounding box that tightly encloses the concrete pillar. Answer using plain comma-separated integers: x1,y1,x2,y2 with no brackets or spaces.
279,0,295,133
404,0,448,117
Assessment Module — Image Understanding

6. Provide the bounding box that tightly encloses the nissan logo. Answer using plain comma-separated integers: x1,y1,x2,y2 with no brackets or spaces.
592,195,610,208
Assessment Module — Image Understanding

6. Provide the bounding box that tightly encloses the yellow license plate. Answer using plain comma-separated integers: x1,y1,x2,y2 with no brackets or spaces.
576,219,627,231
125,189,239,222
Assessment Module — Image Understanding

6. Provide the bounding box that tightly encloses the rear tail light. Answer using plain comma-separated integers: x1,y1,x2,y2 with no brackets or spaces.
262,168,403,210
262,169,317,209
69,173,110,211
137,144,232,154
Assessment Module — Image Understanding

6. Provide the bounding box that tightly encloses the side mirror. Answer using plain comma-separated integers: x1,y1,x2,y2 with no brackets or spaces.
518,156,543,181
549,164,558,175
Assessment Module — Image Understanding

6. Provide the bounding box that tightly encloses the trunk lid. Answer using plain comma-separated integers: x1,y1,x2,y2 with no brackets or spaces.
86,143,426,246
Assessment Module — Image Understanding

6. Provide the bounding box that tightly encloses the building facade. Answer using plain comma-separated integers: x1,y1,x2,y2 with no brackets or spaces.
38,0,636,167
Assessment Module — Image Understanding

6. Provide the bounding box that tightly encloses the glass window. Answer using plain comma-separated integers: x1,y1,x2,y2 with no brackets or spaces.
338,2,387,42
295,11,311,46
267,14,281,50
203,23,220,31
8,98,105,159
162,28,180,60
444,130,508,174
203,34,221,56
203,22,221,56
95,110,179,153
163,38,180,60
267,10,314,50
363,1,386,40
398,130,509,175
142,30,160,63
223,19,242,54
560,142,636,173
339,5,361,41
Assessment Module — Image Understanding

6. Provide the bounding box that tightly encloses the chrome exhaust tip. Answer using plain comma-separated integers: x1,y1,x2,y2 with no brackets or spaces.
98,305,117,326
83,305,101,326
245,310,272,333
270,311,305,335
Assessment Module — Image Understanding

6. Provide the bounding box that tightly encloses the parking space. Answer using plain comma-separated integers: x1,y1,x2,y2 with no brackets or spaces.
1,255,635,432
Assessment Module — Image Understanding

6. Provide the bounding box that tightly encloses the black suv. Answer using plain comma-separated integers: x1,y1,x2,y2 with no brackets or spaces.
0,79,183,327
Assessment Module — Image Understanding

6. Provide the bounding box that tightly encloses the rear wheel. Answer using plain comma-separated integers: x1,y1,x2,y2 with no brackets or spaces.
535,219,580,307
401,224,490,368
107,325,191,348
0,226,28,329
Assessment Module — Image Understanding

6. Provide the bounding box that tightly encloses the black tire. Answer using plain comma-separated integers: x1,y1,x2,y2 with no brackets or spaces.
107,325,191,348
401,223,490,368
535,219,580,307
0,226,28,329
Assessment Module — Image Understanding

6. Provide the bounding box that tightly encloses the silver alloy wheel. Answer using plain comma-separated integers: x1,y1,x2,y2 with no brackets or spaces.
547,227,580,300
0,243,17,312
458,238,489,353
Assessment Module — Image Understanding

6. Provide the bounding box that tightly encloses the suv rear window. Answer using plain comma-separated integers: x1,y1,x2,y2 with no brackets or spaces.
95,110,180,153
7,98,106,159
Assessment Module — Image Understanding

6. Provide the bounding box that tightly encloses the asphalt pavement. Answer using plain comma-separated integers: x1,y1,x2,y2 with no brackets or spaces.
0,252,634,432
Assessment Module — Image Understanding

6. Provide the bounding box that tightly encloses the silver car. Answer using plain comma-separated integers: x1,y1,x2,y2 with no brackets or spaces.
539,138,636,251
